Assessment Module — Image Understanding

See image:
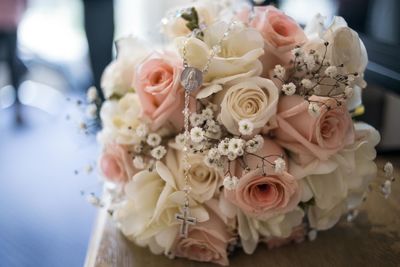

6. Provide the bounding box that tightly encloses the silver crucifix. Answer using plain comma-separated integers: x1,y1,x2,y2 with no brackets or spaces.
175,202,197,238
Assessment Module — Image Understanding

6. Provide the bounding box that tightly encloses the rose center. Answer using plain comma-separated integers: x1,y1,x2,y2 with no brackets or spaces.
257,184,270,192
149,70,168,85
272,22,289,37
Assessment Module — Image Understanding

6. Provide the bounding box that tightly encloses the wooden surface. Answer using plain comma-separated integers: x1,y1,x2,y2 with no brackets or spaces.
85,157,400,267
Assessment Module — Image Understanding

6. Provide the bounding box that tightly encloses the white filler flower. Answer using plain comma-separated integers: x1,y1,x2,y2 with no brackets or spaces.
238,119,254,136
223,176,239,190
282,83,296,96
150,145,167,160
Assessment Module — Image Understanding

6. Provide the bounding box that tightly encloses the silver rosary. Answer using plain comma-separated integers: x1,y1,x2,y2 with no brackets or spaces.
175,20,237,238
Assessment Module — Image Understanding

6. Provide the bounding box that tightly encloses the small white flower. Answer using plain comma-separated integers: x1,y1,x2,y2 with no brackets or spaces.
207,102,218,112
206,119,217,127
147,133,162,147
78,121,87,130
201,108,214,120
308,229,317,241
133,144,143,153
344,86,353,98
245,139,258,153
84,164,93,174
190,113,205,127
86,193,103,207
147,159,156,170
133,156,145,169
308,102,321,117
175,133,186,148
274,157,286,174
150,145,167,160
301,78,313,89
206,124,222,139
347,209,359,222
238,119,254,136
347,74,355,82
304,54,316,70
86,104,97,118
218,139,230,155
273,64,286,79
253,135,264,148
135,123,149,138
208,148,221,160
227,152,237,161
292,47,304,58
384,162,394,177
204,155,215,168
223,176,239,190
325,66,338,78
190,127,205,143
86,86,98,103
282,82,296,96
381,180,392,199
228,138,245,155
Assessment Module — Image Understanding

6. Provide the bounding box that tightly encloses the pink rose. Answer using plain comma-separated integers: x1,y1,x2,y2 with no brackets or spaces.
264,224,306,249
225,138,301,219
172,204,232,266
275,95,355,164
100,144,135,183
135,52,184,131
238,6,307,76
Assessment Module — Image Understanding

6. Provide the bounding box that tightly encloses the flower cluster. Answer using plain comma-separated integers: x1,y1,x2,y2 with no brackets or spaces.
93,2,391,266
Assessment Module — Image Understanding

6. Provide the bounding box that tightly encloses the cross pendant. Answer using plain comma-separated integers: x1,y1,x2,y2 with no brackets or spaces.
175,204,197,238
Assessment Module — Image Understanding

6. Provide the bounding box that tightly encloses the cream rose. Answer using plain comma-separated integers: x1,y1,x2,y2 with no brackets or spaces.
176,21,264,98
101,37,150,99
166,145,223,203
303,15,367,88
237,207,304,254
114,161,209,253
293,122,380,230
215,77,279,135
161,0,220,39
97,93,142,145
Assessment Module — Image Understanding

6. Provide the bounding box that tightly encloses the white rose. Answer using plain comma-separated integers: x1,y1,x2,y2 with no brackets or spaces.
293,122,380,230
97,93,142,144
161,0,220,39
214,77,279,135
303,15,367,89
101,37,150,99
166,145,223,203
237,207,304,254
176,21,264,98
325,17,368,78
114,161,209,253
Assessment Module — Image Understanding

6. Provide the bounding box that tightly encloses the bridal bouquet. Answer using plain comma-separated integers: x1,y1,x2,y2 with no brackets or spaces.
94,1,390,265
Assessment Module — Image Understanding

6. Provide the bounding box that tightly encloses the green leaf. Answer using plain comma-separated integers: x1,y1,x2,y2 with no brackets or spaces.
191,7,199,24
181,13,192,22
186,21,197,31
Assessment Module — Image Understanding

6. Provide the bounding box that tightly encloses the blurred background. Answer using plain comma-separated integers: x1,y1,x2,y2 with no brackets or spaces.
0,0,398,266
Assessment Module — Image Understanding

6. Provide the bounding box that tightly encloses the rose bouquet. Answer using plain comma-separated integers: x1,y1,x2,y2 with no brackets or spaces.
93,1,393,265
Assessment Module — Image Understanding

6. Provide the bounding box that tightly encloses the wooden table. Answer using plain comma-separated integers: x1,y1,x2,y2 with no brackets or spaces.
84,157,400,267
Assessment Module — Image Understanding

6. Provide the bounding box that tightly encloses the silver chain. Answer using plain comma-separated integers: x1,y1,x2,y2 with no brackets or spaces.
178,19,237,238
182,20,237,74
